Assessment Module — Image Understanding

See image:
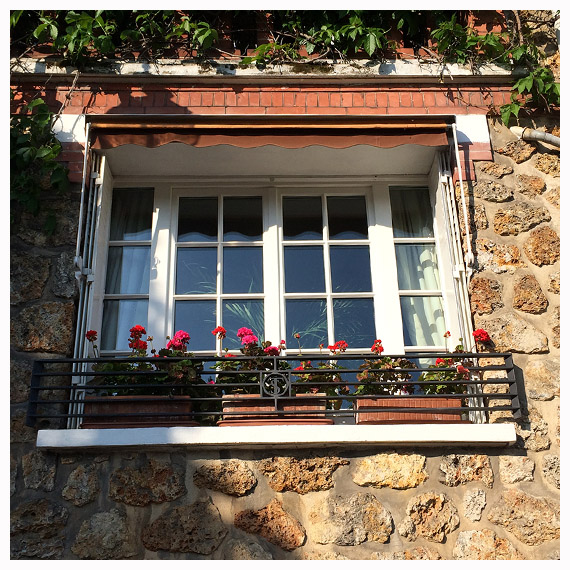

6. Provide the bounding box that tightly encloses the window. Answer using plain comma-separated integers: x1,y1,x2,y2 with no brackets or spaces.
91,175,460,356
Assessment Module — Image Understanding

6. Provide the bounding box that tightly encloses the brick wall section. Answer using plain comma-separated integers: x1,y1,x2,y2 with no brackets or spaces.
12,81,511,183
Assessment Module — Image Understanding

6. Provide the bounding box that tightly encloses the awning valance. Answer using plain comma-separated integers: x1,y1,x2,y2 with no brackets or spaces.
87,116,451,150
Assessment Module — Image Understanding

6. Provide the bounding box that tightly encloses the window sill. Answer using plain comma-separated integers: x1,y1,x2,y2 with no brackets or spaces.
35,423,516,450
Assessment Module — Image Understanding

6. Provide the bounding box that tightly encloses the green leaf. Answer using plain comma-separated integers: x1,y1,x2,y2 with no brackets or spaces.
362,33,377,57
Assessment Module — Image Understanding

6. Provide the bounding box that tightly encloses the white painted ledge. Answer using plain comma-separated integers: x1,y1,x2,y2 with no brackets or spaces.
36,423,517,450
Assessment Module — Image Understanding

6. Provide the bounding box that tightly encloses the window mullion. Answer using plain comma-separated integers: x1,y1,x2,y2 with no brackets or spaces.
322,195,334,346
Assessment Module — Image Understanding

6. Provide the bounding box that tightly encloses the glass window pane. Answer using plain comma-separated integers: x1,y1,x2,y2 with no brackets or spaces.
223,247,263,294
333,298,375,348
390,187,434,238
330,246,372,292
176,248,217,294
178,197,218,242
223,197,262,241
395,245,441,290
101,299,148,351
174,300,216,351
109,188,154,241
327,196,368,239
284,246,325,293
286,299,327,349
400,296,446,346
283,196,323,240
105,246,150,294
222,300,264,349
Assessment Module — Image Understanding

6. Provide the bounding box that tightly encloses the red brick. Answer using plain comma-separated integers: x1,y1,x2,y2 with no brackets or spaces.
364,92,376,107
422,92,436,107
411,92,424,107
435,91,449,107
248,92,260,106
201,92,214,106
329,93,341,107
305,106,347,115
189,92,201,106
341,93,353,108
400,92,412,107
225,91,237,106
151,106,188,114
295,92,307,107
392,107,428,115
376,92,388,108
352,92,365,107
266,106,306,114
283,92,295,106
271,92,283,106
387,92,400,107
306,93,318,107
212,91,225,106
346,106,387,115
225,106,266,114
260,92,273,106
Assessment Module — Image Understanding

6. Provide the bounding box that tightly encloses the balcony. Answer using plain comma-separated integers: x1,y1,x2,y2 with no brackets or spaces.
26,352,520,442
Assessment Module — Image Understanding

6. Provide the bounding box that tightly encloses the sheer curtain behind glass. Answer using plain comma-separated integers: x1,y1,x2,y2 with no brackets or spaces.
101,188,153,351
391,187,446,346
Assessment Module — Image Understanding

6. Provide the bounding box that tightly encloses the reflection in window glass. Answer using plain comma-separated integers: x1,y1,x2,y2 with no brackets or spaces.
178,197,218,242
223,247,263,294
400,296,446,346
333,298,375,348
390,187,434,238
176,248,217,294
222,300,264,349
106,247,150,294
330,246,372,292
286,299,327,348
109,188,154,241
283,196,323,240
223,197,262,241
175,300,217,351
284,246,325,293
395,245,440,290
101,299,148,351
327,196,368,239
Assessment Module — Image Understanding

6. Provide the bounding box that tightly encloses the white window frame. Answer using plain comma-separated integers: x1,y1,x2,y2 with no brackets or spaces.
90,171,462,357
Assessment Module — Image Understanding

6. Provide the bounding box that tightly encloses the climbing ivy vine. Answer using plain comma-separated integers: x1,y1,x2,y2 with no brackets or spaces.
10,96,69,232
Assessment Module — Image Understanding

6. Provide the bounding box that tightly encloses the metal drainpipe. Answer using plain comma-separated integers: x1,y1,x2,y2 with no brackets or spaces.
510,126,560,147
451,123,474,281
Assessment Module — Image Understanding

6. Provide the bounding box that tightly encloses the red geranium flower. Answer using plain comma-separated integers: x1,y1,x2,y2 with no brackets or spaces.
85,330,97,342
211,326,227,339
371,339,384,354
129,325,146,338
473,329,491,343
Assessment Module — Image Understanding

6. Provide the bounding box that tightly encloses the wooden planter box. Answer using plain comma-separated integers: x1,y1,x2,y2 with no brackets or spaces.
355,396,468,424
81,395,199,428
218,393,334,426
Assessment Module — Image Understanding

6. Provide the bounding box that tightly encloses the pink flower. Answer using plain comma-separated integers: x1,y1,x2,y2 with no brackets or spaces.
264,346,280,356
166,329,190,351
240,333,258,346
237,327,254,339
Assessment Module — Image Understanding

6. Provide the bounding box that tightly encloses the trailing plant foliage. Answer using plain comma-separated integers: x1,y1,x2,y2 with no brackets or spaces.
10,96,69,232
10,10,559,125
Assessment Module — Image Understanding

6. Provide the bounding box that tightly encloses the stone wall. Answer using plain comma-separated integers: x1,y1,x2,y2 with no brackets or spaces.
10,447,560,560
10,111,560,560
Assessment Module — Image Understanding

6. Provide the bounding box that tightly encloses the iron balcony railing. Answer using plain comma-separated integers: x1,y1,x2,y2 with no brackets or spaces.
26,352,520,429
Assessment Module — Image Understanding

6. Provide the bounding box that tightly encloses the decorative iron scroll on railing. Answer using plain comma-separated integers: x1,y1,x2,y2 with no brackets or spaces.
26,352,520,429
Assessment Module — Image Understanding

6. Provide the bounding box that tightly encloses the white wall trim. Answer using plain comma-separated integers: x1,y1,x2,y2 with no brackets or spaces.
36,423,517,450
